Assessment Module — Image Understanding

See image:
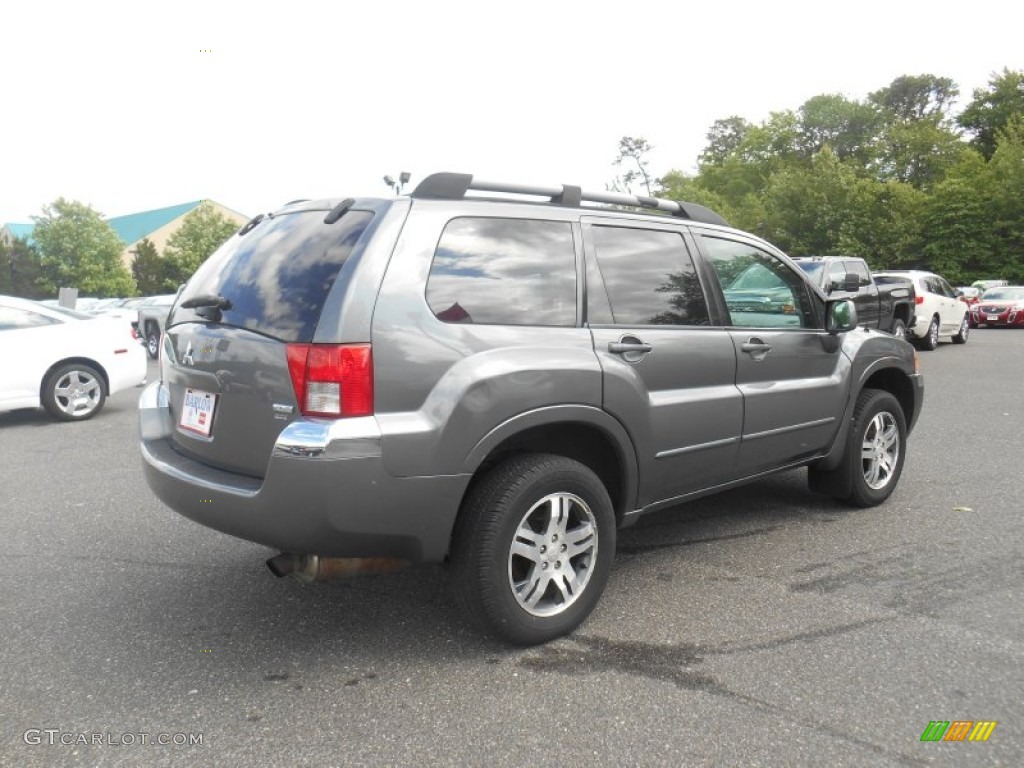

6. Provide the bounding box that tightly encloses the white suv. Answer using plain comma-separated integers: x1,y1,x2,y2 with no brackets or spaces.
873,270,969,350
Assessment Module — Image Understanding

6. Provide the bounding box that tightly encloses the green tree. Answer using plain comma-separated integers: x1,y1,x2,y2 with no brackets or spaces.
869,74,959,123
0,236,47,298
760,148,862,255
699,117,753,166
163,203,239,282
612,136,656,195
32,199,135,296
131,238,174,295
796,94,880,165
958,68,1024,159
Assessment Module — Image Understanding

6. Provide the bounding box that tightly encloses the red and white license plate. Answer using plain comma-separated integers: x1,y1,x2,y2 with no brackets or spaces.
179,388,217,436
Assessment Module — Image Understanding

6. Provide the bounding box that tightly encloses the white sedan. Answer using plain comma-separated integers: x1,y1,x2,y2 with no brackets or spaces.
0,295,148,420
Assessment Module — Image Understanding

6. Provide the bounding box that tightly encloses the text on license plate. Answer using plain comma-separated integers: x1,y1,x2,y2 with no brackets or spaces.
180,388,217,436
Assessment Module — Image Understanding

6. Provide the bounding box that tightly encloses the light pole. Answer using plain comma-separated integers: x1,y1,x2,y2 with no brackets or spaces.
383,171,412,195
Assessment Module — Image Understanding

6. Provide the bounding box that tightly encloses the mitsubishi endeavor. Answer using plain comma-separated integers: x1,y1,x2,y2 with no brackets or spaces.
139,173,924,645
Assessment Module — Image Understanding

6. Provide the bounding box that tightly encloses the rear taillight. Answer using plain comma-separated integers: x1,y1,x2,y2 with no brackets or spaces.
286,343,373,418
915,295,924,305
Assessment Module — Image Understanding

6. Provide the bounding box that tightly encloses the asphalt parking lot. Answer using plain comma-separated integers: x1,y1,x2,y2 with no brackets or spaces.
1,330,1021,767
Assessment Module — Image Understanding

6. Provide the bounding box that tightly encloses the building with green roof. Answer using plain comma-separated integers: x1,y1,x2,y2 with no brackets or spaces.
107,200,248,268
2,200,248,268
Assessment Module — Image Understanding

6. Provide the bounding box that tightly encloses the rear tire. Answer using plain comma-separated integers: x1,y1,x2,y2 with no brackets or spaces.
42,363,106,421
916,316,939,351
145,322,160,359
889,318,907,340
952,315,970,344
450,453,616,645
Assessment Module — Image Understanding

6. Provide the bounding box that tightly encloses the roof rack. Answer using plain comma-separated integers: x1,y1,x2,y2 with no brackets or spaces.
410,172,728,227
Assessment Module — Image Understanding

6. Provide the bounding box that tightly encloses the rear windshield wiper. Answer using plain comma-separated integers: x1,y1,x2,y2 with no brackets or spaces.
180,294,233,311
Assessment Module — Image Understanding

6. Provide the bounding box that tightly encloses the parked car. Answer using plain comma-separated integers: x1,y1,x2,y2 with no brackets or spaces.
139,173,924,645
135,294,178,359
971,286,1024,327
957,286,983,327
0,295,147,420
971,279,1009,292
793,256,915,338
872,270,970,350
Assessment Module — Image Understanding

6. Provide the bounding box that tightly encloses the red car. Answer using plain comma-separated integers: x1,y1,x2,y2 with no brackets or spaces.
958,286,983,327
972,286,1024,327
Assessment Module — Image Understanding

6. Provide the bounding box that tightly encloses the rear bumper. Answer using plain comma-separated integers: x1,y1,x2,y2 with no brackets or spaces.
138,381,469,561
108,346,148,395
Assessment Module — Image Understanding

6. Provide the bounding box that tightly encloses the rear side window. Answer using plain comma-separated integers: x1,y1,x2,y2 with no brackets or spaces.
173,210,374,342
0,306,59,330
426,218,576,326
589,225,710,326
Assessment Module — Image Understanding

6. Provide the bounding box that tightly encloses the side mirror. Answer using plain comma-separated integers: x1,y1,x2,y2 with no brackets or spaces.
843,273,860,292
826,299,858,334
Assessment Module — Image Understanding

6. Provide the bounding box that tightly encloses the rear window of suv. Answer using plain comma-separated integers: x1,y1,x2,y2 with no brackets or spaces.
171,210,374,342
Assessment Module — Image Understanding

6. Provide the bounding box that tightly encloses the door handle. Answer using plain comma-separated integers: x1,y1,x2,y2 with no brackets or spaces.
608,341,653,354
741,338,772,360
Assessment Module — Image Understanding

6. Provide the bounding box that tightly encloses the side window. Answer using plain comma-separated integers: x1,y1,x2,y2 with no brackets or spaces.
0,307,59,331
700,236,817,329
589,226,710,326
937,277,956,298
426,218,576,326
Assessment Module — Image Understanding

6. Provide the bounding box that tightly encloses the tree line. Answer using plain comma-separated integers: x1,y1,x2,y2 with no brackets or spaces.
0,200,239,298
617,68,1024,285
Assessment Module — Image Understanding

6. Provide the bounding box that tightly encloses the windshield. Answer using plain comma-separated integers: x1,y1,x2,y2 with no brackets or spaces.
981,287,1024,301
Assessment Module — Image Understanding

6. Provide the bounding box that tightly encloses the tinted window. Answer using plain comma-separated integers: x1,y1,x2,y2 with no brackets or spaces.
426,218,576,326
701,236,816,328
590,226,709,326
0,306,59,331
172,210,374,342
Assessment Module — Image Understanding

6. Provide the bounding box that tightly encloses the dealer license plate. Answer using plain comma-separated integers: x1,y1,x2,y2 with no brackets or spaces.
179,388,217,436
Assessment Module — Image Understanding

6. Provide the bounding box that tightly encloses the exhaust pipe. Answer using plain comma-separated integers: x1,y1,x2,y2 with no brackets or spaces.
266,553,409,583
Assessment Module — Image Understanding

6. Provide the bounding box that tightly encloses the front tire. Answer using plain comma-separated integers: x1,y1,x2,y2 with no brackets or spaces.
42,363,106,421
145,322,160,359
952,315,970,344
450,453,616,645
846,389,907,507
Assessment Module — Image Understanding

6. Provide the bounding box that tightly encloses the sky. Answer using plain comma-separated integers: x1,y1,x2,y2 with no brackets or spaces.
3,0,1022,225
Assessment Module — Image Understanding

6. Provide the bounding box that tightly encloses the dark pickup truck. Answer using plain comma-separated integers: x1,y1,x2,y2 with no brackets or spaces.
793,256,916,338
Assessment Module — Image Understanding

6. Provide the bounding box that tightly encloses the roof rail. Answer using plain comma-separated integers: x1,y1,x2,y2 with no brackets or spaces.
410,172,729,227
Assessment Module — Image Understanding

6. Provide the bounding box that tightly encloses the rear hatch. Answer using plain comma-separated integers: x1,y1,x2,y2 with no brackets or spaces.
162,204,377,478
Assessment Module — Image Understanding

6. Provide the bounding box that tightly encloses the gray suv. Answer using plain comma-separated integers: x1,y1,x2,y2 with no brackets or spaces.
139,173,924,645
